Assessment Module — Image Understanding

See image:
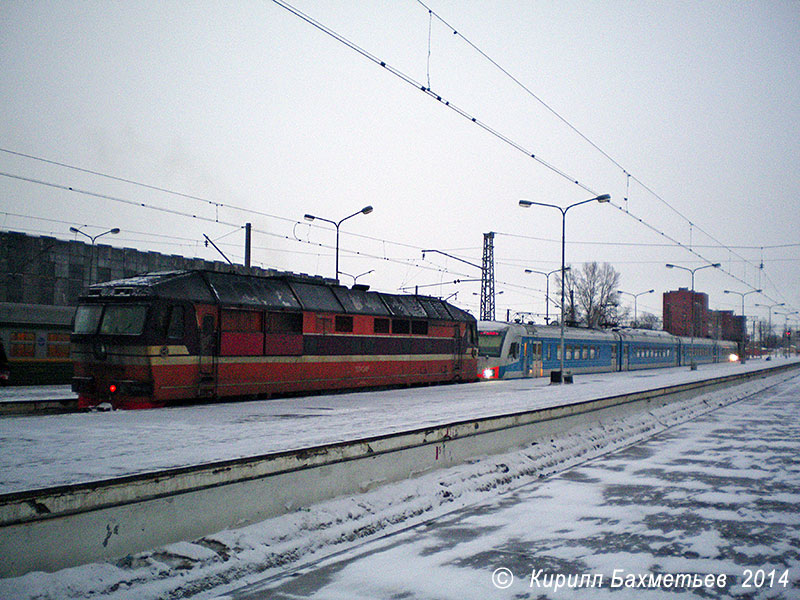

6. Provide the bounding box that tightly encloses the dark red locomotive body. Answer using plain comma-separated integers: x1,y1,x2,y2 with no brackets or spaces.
71,270,478,409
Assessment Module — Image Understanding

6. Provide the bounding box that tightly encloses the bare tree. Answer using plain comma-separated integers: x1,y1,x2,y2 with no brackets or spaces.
555,262,621,327
637,312,662,330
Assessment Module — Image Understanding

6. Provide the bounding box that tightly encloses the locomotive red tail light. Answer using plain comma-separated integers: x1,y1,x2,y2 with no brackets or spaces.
109,384,117,394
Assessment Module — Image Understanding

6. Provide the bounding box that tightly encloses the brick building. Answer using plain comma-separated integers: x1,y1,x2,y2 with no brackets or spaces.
663,288,745,342
709,309,746,342
663,288,710,338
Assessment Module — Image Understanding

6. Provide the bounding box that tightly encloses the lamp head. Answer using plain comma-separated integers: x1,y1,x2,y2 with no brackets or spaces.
304,214,315,222
595,194,611,203
360,205,373,215
519,200,532,208
109,228,120,234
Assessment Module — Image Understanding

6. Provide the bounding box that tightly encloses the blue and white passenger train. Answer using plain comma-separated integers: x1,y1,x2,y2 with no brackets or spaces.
477,321,739,380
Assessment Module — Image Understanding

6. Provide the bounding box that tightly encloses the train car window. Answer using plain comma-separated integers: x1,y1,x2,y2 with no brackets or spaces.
508,342,519,359
100,305,148,336
534,342,542,359
267,312,303,334
411,320,429,335
73,304,103,334
611,345,617,360
565,346,572,360
166,306,185,340
47,332,71,358
10,332,36,357
374,318,390,334
590,347,596,359
202,315,216,337
221,310,264,356
335,316,354,333
582,346,588,359
392,319,410,334
222,310,262,332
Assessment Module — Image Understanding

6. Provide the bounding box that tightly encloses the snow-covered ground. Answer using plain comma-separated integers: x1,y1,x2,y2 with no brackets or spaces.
0,360,796,494
0,384,74,403
1,367,796,599
233,371,800,600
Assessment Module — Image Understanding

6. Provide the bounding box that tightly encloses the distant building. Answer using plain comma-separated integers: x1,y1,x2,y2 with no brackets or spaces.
663,287,745,342
663,288,709,338
709,309,746,342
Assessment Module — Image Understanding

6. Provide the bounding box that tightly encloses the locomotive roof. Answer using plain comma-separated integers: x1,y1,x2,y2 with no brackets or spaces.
82,270,475,322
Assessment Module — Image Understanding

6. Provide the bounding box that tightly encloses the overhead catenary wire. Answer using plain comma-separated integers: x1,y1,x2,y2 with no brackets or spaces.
266,0,790,307
415,0,765,282
1,5,794,310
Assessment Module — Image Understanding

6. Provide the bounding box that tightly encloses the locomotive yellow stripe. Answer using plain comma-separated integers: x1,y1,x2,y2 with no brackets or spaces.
72,347,471,367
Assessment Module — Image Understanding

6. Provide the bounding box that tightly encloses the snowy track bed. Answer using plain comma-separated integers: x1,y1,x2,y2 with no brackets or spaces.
0,361,798,583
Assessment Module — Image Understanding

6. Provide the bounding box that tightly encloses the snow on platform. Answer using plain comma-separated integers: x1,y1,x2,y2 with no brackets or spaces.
229,371,800,600
2,363,797,599
0,359,796,495
0,385,75,403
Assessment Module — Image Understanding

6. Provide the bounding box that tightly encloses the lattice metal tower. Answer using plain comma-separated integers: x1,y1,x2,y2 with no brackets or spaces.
480,232,495,321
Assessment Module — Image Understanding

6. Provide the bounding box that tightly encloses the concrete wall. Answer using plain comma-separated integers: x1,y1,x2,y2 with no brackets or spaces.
0,231,277,306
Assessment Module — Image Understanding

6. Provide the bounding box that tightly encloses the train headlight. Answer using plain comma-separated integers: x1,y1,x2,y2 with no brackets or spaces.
481,367,499,379
728,353,739,362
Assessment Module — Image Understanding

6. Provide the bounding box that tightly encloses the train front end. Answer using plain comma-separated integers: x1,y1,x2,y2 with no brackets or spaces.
476,321,508,379
70,274,187,409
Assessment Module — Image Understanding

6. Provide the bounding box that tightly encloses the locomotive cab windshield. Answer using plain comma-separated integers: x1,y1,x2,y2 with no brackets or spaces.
478,329,506,357
72,303,150,337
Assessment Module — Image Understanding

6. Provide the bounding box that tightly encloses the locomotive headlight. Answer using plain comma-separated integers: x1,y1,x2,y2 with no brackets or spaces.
728,353,739,362
481,367,499,379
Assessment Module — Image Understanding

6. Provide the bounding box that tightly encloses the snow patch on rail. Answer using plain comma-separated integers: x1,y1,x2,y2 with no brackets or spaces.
1,371,794,600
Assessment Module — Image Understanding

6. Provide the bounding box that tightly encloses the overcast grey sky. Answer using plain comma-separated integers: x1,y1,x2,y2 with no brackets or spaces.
1,1,798,325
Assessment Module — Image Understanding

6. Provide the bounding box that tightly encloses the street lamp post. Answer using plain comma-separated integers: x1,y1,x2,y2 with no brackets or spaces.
524,267,567,324
723,288,762,363
520,193,611,383
69,226,120,285
617,289,654,327
754,302,785,356
665,262,720,370
304,206,373,281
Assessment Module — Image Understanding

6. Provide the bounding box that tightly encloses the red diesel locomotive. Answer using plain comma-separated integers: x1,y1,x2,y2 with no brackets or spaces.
71,269,478,409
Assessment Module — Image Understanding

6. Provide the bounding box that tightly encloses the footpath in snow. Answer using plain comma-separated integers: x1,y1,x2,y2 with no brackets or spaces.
1,365,797,599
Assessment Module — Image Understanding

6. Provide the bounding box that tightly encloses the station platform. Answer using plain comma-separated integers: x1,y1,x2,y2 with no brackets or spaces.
1,359,796,495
